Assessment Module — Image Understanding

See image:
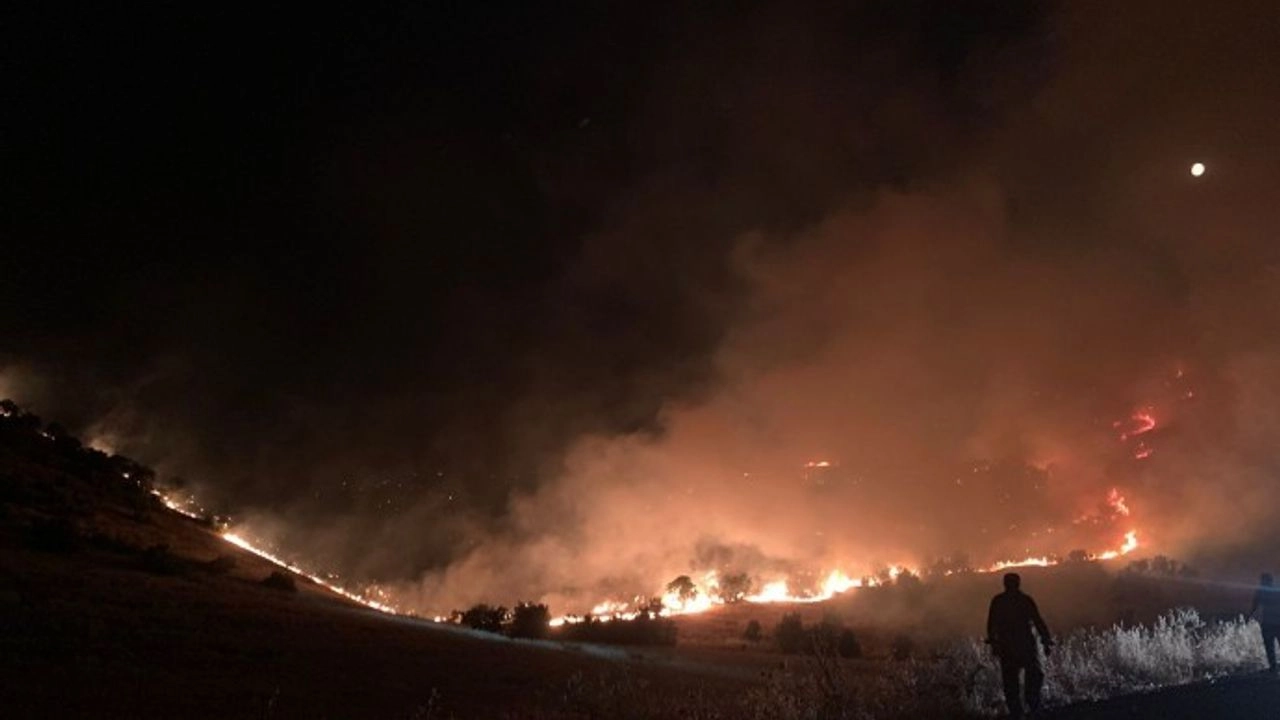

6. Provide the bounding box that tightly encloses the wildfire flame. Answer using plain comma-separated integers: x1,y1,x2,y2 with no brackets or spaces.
1117,408,1158,460
150,487,401,615
551,529,1142,626
1123,410,1157,440
222,533,399,614
1108,488,1131,517
149,484,1142,628
1095,531,1141,560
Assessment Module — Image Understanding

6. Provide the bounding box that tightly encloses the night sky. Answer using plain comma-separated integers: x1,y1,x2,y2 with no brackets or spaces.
5,2,1280,610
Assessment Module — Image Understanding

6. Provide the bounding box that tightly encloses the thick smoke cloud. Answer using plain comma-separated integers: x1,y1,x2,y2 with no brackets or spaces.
5,1,1280,612
386,1,1280,612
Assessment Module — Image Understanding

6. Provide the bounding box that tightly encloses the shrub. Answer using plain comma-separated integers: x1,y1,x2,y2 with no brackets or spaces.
810,616,844,656
890,634,915,661
141,543,187,576
744,619,763,643
775,613,806,654
509,602,551,639
837,629,862,659
926,553,974,578
261,570,297,592
460,603,508,633
1066,549,1091,563
561,614,678,646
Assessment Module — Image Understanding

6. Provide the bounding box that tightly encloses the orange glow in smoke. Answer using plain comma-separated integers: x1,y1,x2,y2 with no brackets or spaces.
152,484,1142,629
1117,408,1158,459
1121,409,1162,438
1108,488,1131,517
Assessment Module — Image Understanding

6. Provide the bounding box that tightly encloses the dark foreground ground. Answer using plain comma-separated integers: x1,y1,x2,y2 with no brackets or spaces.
1053,673,1280,720
0,534,751,719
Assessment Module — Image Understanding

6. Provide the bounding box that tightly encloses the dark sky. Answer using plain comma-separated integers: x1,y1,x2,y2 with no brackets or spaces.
5,2,1280,610
4,1,1046,494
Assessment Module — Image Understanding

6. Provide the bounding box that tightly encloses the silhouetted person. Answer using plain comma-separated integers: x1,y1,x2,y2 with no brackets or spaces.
1251,573,1280,672
987,573,1053,719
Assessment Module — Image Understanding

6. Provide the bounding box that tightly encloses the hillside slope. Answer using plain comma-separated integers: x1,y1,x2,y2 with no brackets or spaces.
0,405,737,718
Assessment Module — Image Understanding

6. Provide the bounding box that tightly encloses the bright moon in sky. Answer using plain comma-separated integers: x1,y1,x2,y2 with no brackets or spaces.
1190,162,1206,177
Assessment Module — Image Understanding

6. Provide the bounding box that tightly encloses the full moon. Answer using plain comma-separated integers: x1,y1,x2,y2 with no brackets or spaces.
1190,162,1206,177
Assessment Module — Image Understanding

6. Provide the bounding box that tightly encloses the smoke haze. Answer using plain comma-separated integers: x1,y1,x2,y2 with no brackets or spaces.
4,1,1280,613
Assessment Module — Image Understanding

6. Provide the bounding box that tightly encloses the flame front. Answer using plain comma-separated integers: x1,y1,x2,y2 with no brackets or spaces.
150,483,1143,628
562,529,1142,626
221,532,400,614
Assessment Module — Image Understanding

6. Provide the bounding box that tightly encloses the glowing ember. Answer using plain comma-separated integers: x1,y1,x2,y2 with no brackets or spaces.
1118,409,1157,440
151,489,206,520
1117,408,1158,459
1107,488,1131,516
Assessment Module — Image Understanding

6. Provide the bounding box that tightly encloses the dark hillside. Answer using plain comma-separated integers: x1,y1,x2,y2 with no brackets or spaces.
0,402,737,718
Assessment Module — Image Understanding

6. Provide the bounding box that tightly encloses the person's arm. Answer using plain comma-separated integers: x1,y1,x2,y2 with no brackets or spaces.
1250,589,1261,618
1029,597,1053,650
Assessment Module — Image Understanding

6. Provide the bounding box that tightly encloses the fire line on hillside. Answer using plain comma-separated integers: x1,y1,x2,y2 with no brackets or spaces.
151,485,1140,627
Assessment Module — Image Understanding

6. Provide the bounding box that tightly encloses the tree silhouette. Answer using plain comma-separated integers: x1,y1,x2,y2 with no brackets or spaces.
666,575,698,603
509,602,551,639
460,604,509,633
717,572,752,602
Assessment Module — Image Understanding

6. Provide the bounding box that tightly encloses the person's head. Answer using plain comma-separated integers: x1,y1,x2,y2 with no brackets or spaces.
1003,573,1021,591
1262,573,1274,587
